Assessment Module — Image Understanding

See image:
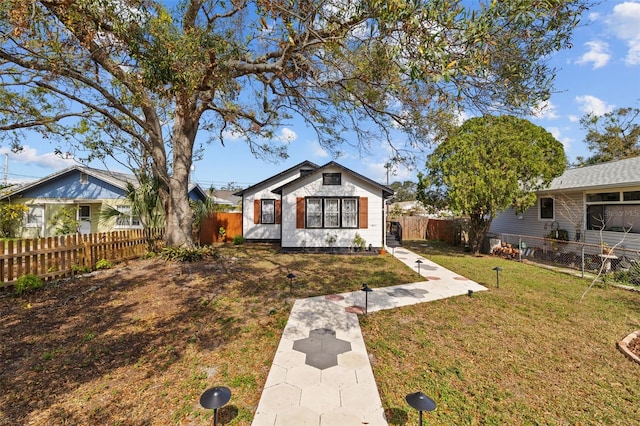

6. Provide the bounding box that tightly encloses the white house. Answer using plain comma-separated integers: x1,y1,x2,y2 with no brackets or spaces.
490,156,640,251
234,161,394,250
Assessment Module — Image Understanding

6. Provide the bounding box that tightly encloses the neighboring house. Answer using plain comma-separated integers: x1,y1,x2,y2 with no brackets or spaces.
0,165,209,238
212,189,242,211
490,156,640,251
234,160,394,250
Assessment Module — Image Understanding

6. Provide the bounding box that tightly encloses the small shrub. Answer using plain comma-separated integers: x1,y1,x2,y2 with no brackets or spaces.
95,259,113,270
232,235,246,245
14,274,44,296
160,246,204,262
72,264,91,274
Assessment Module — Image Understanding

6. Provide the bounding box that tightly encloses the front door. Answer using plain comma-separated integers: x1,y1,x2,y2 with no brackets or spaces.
78,205,91,234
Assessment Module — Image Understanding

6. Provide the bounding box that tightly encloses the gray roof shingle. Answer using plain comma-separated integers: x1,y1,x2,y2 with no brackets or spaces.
545,156,640,192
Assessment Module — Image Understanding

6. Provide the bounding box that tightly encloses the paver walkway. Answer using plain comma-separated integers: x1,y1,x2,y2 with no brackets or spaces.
251,246,488,425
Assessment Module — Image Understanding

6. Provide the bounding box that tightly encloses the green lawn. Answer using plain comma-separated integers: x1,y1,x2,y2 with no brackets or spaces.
363,240,640,425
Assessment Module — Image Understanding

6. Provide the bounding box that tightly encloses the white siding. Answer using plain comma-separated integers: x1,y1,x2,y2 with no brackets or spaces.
241,169,305,240
280,167,385,248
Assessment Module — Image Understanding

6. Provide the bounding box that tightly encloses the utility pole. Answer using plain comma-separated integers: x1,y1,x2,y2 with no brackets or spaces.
3,153,7,186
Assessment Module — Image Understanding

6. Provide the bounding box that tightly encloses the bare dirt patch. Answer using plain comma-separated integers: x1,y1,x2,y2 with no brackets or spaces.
1,244,416,425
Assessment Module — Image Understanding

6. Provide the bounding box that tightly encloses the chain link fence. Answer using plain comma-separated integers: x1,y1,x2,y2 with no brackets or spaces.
490,233,640,285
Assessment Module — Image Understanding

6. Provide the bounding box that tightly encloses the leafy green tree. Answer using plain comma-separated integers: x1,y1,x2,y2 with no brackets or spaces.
576,107,640,165
52,206,80,235
0,0,587,247
0,203,27,237
418,115,566,254
388,181,417,202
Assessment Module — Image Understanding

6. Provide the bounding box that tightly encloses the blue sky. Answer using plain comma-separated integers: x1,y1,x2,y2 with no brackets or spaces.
1,1,639,190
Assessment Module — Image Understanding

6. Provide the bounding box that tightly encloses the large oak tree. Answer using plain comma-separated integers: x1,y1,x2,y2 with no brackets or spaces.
0,0,587,246
418,115,566,254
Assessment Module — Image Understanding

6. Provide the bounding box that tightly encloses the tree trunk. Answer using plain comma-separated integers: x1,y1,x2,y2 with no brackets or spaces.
469,213,493,256
162,104,198,247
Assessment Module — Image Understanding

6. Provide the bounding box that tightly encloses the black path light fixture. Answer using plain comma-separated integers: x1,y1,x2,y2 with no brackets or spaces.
286,273,296,294
415,259,423,276
200,386,232,426
361,283,373,315
492,266,503,288
406,391,437,426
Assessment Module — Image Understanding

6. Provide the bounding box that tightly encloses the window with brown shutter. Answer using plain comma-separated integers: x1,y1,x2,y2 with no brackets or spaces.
275,200,281,224
359,197,368,229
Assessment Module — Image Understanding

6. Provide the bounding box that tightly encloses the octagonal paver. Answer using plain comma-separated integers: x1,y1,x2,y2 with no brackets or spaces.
292,328,351,370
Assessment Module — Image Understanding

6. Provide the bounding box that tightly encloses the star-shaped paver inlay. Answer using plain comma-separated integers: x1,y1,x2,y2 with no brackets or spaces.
386,287,429,298
292,328,351,370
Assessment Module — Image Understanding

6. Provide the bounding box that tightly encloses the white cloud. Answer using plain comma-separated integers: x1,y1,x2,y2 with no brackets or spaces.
546,127,574,153
606,2,640,65
575,95,615,116
576,40,611,69
532,100,559,119
311,141,329,158
278,127,297,142
568,114,580,122
0,146,76,170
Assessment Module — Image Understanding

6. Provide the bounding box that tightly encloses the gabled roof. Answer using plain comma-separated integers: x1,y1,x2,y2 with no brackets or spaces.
272,161,394,198
233,160,319,196
0,165,209,201
0,165,134,200
542,156,640,193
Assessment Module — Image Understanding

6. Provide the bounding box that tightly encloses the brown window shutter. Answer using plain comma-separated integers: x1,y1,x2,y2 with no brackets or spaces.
275,200,281,224
296,197,305,228
254,199,260,224
359,197,368,229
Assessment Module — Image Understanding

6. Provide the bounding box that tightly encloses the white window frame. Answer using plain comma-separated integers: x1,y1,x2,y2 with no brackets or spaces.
539,197,554,220
25,205,44,228
114,205,141,228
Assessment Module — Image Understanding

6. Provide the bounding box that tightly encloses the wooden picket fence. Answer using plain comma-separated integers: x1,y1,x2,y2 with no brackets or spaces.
0,229,163,289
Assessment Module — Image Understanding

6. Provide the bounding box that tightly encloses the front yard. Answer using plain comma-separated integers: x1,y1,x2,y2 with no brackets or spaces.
1,241,639,425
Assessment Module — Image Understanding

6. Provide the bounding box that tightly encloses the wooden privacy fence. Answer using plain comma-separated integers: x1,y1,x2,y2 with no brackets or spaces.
389,216,468,245
0,229,162,288
391,216,430,240
199,212,242,244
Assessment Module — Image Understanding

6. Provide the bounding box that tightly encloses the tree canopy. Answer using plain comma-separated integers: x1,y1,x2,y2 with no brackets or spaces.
388,180,417,202
576,106,640,165
0,0,587,246
418,115,566,254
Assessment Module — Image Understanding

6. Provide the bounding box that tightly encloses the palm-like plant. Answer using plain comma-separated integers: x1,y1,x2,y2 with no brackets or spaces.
100,172,164,250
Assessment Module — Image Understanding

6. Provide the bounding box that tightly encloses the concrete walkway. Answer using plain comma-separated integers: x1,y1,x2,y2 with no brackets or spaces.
251,246,488,425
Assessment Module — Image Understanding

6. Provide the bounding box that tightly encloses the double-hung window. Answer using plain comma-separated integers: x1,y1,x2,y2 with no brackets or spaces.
306,199,322,228
261,199,275,224
324,199,340,227
306,197,358,228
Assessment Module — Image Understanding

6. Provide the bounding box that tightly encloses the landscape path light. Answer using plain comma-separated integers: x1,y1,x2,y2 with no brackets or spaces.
286,273,296,294
492,266,503,288
200,386,231,426
361,283,373,315
405,391,436,426
415,259,423,276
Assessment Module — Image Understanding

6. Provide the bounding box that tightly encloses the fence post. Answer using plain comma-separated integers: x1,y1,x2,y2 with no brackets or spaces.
581,245,585,278
518,237,522,262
